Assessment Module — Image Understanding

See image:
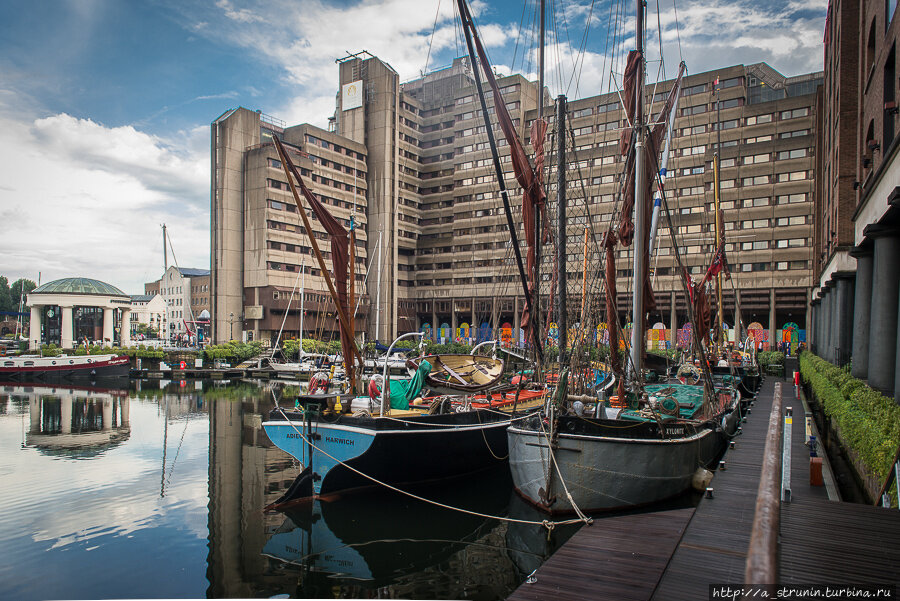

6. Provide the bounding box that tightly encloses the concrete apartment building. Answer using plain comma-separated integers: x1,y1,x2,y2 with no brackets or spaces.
212,52,820,348
811,0,900,398
211,111,369,345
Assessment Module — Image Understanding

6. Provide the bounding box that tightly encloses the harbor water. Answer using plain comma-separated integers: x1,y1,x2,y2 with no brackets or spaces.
0,379,585,600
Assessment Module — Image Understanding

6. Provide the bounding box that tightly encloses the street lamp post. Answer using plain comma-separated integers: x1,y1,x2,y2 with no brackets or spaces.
229,312,235,341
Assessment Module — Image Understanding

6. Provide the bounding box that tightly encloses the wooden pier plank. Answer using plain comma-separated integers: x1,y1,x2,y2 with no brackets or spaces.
507,370,900,601
507,507,694,601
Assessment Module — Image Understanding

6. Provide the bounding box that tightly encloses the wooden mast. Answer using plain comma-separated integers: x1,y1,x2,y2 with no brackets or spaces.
628,0,647,381
348,220,356,392
272,135,363,372
714,80,725,355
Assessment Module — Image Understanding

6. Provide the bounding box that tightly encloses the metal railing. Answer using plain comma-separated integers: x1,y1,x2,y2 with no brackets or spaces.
875,442,900,509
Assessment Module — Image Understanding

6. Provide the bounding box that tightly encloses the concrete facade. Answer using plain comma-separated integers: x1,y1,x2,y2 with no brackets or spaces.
211,109,369,345
212,55,821,349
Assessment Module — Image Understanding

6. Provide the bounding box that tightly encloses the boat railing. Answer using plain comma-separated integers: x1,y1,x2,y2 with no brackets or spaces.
380,332,424,416
745,382,785,588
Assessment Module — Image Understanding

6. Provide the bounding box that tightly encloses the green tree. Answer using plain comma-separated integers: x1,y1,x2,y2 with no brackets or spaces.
0,277,12,313
9,279,36,309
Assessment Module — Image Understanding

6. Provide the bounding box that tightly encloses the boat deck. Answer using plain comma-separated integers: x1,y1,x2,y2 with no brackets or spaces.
507,365,900,600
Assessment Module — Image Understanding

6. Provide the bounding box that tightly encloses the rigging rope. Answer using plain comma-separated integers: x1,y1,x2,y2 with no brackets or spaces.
273,405,590,530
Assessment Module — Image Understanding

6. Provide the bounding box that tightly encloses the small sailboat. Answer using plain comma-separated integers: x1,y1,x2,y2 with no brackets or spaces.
405,351,505,395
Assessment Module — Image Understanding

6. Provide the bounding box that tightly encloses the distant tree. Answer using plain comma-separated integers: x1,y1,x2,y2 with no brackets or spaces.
10,279,36,310
0,277,12,313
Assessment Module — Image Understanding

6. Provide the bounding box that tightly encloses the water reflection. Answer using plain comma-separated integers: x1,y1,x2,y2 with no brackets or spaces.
16,384,131,457
0,380,581,600
206,381,579,600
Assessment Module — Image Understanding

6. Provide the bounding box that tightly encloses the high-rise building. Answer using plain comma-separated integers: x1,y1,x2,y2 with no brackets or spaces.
211,110,368,344
212,53,821,350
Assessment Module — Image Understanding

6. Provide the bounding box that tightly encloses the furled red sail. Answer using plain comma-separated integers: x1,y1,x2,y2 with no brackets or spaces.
458,0,548,340
604,229,621,375
616,51,684,340
272,136,356,370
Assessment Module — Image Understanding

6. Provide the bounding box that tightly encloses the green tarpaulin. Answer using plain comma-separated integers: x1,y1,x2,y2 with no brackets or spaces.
387,359,432,410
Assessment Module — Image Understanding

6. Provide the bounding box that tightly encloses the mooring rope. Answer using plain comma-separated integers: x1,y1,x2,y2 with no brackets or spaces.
273,405,590,531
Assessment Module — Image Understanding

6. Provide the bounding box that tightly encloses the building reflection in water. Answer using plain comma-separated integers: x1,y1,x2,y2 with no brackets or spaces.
15,384,132,455
205,382,569,600
207,383,302,598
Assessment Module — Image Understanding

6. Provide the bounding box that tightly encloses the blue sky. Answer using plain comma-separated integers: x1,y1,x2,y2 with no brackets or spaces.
0,0,826,294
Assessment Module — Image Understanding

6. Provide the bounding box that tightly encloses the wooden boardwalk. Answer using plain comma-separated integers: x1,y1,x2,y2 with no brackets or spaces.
651,376,781,599
507,366,900,600
507,507,695,601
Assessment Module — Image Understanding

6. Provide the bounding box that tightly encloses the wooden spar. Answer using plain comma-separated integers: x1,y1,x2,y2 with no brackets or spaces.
271,135,363,370
455,0,543,365
714,82,724,355
581,226,589,327
713,153,724,354
349,223,356,391
556,94,567,363
628,0,647,381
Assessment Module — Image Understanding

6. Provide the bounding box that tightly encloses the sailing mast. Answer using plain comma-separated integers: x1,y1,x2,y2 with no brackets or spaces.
299,260,305,356
348,218,356,392
628,0,647,382
535,0,545,355
713,80,725,355
555,95,567,364
455,0,544,365
161,224,168,345
375,231,383,343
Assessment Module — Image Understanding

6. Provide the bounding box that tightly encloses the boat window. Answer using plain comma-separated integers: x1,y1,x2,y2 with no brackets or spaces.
3,361,13,367
24,361,34,366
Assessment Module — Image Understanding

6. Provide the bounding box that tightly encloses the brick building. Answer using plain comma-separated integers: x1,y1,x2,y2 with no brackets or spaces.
811,0,900,398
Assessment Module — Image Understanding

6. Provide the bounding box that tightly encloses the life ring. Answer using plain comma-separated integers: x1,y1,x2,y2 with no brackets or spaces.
677,364,701,385
180,361,186,370
308,371,330,394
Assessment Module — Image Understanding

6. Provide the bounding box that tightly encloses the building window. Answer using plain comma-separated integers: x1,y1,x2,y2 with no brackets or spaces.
742,175,770,186
776,171,808,182
743,153,770,164
780,107,809,120
745,114,773,126
776,193,808,204
776,148,808,160
681,104,707,116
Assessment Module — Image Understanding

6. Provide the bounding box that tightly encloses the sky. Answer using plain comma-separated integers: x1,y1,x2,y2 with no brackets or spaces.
0,0,827,295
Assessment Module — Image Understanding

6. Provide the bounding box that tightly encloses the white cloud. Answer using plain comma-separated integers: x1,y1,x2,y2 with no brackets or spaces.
0,97,208,294
180,0,517,127
646,0,827,76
